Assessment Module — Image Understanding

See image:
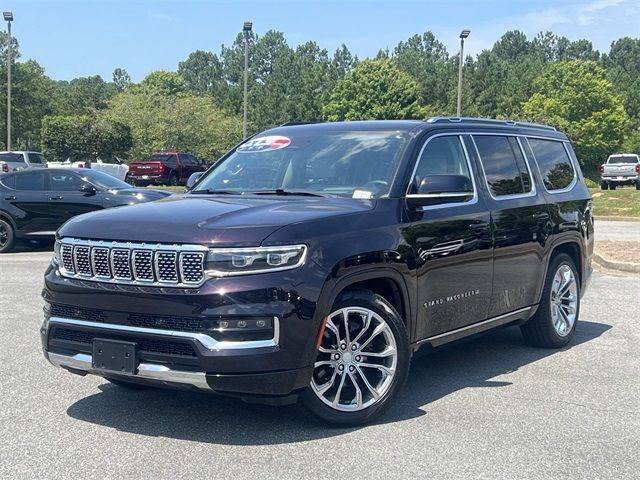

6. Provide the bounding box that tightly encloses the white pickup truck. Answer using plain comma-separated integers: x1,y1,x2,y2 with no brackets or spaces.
46,156,129,181
0,151,47,173
600,154,640,190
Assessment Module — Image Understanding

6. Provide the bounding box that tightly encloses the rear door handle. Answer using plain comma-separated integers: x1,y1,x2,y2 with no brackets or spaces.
533,212,550,220
469,221,490,232
4,196,16,200
49,196,64,200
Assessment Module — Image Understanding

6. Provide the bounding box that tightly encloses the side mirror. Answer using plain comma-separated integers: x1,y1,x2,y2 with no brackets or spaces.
407,174,474,207
79,183,97,196
185,172,204,191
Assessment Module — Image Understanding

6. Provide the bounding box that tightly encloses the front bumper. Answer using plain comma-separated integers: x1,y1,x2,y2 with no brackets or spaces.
41,262,325,398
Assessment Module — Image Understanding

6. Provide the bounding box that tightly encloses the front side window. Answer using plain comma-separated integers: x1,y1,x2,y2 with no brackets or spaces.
49,172,84,191
194,130,410,198
474,135,532,197
14,172,46,191
412,135,472,188
28,153,45,164
528,138,575,191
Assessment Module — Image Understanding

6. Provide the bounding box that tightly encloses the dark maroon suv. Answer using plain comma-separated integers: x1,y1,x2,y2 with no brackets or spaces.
127,152,207,186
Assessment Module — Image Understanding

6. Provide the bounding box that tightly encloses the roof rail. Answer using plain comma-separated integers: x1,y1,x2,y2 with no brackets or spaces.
279,121,319,127
425,116,557,132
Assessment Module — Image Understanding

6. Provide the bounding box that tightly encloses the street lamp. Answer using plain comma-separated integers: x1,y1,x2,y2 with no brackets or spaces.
242,21,252,138
3,11,13,150
456,29,471,118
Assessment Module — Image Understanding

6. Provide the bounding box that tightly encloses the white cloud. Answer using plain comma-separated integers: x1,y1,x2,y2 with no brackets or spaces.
577,0,625,25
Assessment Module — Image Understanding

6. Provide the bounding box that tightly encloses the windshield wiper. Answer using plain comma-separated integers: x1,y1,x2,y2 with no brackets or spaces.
190,189,238,195
247,189,327,197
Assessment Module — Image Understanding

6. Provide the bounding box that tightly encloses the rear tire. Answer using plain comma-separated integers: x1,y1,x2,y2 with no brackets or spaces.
521,253,580,348
600,182,608,190
0,219,15,253
168,174,179,186
301,288,410,427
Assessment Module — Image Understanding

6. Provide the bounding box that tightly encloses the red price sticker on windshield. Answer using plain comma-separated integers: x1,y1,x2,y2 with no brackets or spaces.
237,135,291,153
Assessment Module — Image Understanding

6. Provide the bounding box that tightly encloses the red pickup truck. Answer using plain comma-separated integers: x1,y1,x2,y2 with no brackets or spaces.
127,152,208,186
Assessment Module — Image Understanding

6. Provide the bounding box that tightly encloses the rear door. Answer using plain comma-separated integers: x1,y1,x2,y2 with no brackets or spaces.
46,171,104,228
403,134,494,339
471,134,550,318
4,170,54,234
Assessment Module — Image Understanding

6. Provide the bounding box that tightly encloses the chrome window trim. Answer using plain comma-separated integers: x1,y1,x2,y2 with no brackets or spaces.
470,133,537,201
405,134,479,211
48,316,280,351
525,137,578,195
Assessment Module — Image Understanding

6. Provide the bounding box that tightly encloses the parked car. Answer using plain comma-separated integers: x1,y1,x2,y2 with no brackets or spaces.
127,152,207,186
0,168,171,253
600,153,640,190
46,156,129,181
41,118,593,426
0,151,47,173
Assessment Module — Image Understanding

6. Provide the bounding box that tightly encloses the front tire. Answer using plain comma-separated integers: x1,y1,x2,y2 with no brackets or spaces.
301,288,410,427
0,219,15,253
609,184,617,190
521,253,580,348
636,181,640,190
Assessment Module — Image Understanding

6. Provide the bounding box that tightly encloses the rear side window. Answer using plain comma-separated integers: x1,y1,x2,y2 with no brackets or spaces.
15,172,46,191
473,135,532,197
528,139,575,191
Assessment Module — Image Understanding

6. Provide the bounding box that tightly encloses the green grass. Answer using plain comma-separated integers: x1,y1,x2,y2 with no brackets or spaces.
589,187,640,217
146,185,185,193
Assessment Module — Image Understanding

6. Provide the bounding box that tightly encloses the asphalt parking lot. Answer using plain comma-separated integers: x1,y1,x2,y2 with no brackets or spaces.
0,249,638,480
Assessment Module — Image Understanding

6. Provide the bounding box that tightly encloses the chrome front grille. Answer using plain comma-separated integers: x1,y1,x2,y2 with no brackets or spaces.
58,239,207,287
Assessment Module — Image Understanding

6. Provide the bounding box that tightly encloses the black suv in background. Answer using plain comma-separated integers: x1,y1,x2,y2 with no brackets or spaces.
41,118,593,426
0,169,170,252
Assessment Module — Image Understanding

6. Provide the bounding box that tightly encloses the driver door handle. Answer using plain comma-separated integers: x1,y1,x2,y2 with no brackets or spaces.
49,195,64,200
4,196,16,200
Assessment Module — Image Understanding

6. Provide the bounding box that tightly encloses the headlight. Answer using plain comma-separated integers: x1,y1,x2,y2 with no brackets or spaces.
52,240,61,265
205,245,307,276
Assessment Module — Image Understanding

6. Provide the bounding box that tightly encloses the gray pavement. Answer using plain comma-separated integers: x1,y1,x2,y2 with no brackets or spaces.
594,219,640,241
0,250,638,480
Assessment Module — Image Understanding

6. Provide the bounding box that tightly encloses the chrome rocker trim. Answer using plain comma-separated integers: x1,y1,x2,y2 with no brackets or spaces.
47,352,211,390
48,316,280,351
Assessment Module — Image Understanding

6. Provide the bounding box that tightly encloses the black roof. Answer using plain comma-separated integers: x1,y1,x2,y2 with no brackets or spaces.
265,117,566,140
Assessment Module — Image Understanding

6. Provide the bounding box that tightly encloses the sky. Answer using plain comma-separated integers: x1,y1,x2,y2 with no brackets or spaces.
2,0,639,82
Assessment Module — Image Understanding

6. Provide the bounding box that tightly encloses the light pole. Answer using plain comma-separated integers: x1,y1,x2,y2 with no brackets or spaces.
4,11,13,150
242,21,252,139
456,29,470,118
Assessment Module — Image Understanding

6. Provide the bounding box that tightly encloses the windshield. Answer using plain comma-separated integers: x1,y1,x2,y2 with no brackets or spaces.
80,170,131,189
608,155,639,164
193,130,410,198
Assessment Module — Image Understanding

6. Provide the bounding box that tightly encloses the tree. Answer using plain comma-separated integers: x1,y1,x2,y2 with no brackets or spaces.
323,59,427,121
178,50,223,97
103,88,242,160
522,61,628,174
112,68,131,92
137,70,187,96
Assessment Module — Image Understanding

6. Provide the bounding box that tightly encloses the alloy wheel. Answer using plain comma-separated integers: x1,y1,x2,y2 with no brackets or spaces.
311,307,398,412
550,264,578,337
0,223,7,248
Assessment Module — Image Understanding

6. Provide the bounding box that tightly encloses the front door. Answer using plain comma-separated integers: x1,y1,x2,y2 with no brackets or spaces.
46,171,104,229
403,134,494,340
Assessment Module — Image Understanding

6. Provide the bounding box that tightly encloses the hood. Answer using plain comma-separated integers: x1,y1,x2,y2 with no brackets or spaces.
59,194,375,246
103,188,172,205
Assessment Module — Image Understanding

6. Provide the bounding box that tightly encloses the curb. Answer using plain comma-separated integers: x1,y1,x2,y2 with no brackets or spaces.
594,216,640,222
593,251,640,274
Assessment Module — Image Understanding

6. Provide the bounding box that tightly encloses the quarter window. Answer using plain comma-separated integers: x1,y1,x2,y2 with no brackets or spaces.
474,135,532,197
0,174,15,189
412,136,472,188
527,138,575,191
15,172,46,191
